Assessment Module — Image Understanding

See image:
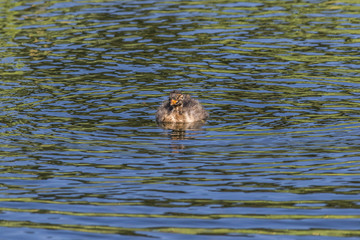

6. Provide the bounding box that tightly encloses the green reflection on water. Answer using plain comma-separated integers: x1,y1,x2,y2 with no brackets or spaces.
0,219,359,237
1,206,360,220
0,0,360,238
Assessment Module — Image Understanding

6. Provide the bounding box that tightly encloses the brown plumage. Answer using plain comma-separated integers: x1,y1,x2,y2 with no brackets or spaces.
156,90,209,123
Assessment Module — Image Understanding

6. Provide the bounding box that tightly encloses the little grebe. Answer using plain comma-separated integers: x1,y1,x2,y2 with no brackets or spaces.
156,90,209,123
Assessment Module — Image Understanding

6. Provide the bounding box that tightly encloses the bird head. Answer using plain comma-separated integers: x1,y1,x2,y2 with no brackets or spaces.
169,90,184,108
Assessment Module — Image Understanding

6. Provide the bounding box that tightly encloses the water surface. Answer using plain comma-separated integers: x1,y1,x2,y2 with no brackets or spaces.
0,0,360,239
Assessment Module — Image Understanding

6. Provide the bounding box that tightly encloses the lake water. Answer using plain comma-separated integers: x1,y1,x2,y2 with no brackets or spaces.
1,0,360,239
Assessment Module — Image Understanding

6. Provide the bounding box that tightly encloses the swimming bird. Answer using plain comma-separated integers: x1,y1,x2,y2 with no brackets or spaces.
156,90,209,123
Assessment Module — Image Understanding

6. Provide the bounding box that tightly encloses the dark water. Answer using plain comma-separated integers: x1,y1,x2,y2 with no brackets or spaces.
1,0,360,239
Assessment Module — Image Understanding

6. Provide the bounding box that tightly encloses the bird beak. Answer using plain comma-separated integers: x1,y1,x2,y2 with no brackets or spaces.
170,99,177,105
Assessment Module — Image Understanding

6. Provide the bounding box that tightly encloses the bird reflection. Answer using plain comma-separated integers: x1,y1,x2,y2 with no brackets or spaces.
158,121,206,153
157,121,207,153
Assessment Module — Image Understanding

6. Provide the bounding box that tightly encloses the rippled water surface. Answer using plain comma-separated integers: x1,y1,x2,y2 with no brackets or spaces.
1,0,360,239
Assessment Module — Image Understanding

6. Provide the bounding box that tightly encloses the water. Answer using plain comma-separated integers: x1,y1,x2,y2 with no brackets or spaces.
1,0,360,239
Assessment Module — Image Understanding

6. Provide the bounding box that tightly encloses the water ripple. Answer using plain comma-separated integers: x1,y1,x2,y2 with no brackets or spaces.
1,0,360,239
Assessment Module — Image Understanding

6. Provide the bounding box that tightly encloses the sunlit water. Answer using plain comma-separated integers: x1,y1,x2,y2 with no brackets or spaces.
1,1,360,239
